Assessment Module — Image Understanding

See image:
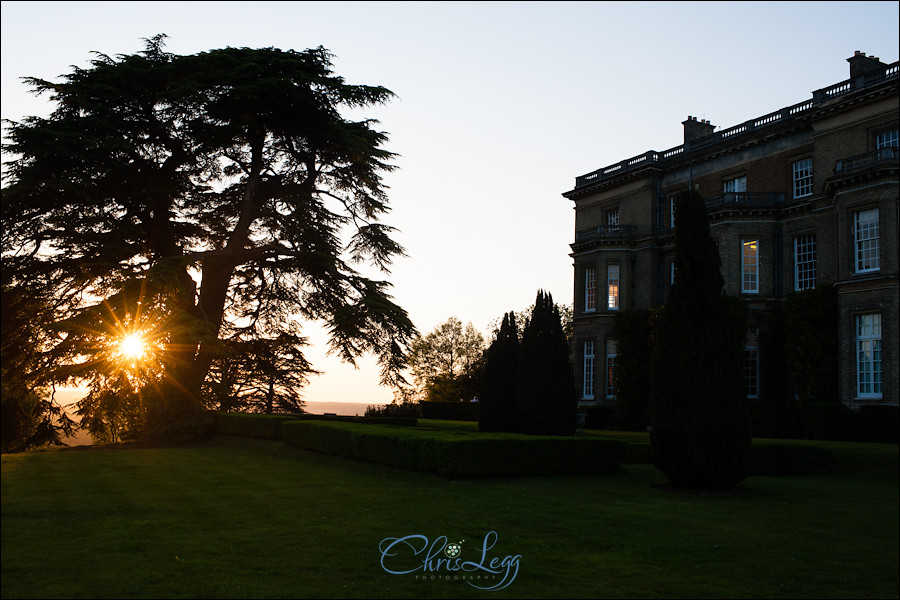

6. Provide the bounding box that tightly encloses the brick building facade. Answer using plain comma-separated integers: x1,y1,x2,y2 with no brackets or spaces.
564,52,898,411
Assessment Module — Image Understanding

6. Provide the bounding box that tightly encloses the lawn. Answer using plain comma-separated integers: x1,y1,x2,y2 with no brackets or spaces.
1,429,897,599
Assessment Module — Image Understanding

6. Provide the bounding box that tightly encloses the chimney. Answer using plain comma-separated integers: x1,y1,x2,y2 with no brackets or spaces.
682,116,716,144
847,51,887,88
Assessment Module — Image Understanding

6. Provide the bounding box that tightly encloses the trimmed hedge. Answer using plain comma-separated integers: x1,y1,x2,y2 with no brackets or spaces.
808,403,899,443
749,443,833,475
281,421,626,478
418,401,479,421
293,414,418,427
857,405,899,443
808,403,857,441
214,412,299,439
618,441,832,475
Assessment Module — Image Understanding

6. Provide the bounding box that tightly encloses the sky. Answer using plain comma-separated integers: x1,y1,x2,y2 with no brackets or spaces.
2,1,899,408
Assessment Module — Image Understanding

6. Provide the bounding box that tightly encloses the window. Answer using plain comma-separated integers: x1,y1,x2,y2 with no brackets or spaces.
605,339,617,399
583,340,595,400
741,240,759,294
669,196,677,228
856,314,882,398
670,260,677,285
793,235,816,291
744,346,759,399
854,208,880,273
607,264,620,310
792,158,813,199
876,128,898,149
584,266,596,312
606,208,620,227
724,176,747,193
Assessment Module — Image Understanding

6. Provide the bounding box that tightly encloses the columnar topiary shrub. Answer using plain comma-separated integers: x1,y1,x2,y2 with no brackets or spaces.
479,312,519,432
517,291,577,436
650,192,750,490
612,308,658,430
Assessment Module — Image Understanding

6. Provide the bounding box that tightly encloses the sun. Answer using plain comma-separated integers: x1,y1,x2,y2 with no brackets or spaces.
117,333,148,361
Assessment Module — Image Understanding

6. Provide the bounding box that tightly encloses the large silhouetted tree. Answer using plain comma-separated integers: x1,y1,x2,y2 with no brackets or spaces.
2,36,415,436
517,291,577,435
479,312,519,432
650,192,750,490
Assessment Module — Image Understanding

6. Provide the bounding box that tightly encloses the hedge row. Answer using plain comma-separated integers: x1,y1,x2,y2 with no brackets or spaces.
214,412,832,477
281,420,626,478
213,412,417,440
617,442,832,475
418,401,480,421
808,403,898,443
293,414,418,427
214,412,299,439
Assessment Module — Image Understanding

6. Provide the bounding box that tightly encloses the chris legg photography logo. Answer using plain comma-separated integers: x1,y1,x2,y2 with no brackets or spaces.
378,531,521,591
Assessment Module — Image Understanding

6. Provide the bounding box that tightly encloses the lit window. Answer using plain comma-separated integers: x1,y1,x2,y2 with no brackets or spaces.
793,235,816,291
724,176,747,193
745,346,759,399
605,339,617,400
854,208,880,273
742,240,759,294
607,264,620,310
607,208,620,227
856,314,882,398
792,158,813,199
876,129,898,149
584,266,596,312
583,340,595,400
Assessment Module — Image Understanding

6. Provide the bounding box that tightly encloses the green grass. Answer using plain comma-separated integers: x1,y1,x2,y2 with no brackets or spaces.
2,433,897,599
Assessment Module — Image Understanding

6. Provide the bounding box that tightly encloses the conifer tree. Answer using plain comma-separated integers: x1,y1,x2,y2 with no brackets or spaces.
517,291,577,436
479,312,518,432
650,192,750,490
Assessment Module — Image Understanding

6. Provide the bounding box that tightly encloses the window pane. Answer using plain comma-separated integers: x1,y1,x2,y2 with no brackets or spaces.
745,347,759,398
876,129,898,149
742,240,758,293
792,158,813,198
794,235,816,291
607,265,620,310
584,267,596,312
605,340,617,399
856,314,883,398
583,340,595,399
855,208,880,272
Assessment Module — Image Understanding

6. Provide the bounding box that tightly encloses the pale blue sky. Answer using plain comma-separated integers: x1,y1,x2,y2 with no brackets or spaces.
3,1,898,407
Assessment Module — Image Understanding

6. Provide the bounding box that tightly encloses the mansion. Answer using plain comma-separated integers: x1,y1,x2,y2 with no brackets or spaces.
564,51,898,412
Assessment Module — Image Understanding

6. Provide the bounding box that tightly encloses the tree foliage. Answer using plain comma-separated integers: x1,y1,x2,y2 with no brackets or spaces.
517,291,576,435
649,192,750,490
204,331,315,414
1,36,415,437
479,291,576,436
612,308,660,430
479,312,519,432
784,286,839,405
405,317,484,402
1,272,75,451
